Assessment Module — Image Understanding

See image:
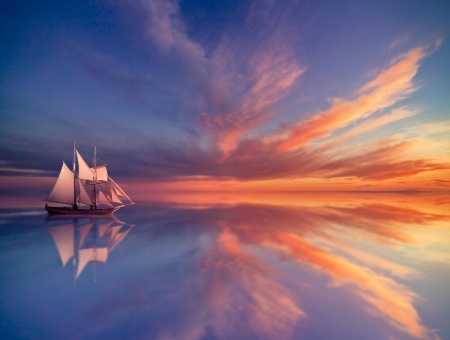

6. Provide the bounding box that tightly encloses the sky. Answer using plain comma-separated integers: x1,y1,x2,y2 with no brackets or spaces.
1,0,449,192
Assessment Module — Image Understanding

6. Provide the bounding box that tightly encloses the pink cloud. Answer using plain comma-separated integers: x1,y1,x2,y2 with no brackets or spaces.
198,43,304,154
135,2,448,184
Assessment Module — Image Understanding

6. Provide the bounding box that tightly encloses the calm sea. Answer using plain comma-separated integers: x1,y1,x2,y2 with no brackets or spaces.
1,192,449,340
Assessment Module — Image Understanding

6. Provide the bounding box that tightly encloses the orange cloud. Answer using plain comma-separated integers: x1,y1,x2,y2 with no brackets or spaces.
276,46,429,151
191,42,447,183
321,107,417,149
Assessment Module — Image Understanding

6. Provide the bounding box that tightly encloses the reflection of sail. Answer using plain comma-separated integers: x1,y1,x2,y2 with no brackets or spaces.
46,223,74,267
90,246,108,263
98,222,113,239
75,247,109,279
76,248,94,279
107,226,121,246
78,222,94,249
109,228,132,251
46,216,133,281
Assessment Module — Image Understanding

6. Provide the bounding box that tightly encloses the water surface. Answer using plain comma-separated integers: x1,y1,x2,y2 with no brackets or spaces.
1,192,449,340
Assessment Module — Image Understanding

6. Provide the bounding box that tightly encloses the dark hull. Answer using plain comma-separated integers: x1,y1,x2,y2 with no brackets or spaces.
45,206,121,215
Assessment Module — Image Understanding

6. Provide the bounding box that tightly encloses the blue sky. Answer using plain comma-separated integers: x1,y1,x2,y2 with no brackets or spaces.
1,0,449,189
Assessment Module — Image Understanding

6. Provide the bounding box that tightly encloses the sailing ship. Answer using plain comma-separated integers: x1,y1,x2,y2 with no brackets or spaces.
44,143,133,214
46,216,133,281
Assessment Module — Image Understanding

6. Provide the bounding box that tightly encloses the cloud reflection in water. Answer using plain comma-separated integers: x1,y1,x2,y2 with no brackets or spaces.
0,193,448,340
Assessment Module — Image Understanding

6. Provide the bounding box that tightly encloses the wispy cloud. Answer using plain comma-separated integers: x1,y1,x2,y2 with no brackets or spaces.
140,0,305,155
198,42,304,154
133,2,447,185
275,46,430,151
320,107,418,148
141,0,205,62
0,167,55,175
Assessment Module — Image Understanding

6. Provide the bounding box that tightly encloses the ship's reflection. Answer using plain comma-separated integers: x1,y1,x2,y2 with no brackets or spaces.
45,215,134,281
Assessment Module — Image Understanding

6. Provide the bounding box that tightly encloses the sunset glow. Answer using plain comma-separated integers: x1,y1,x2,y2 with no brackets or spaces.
1,1,450,340
1,0,449,192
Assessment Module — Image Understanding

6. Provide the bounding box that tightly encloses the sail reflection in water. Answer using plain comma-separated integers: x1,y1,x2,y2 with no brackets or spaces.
46,215,133,280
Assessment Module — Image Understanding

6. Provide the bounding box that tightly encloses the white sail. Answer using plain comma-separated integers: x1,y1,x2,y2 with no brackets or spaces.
100,182,122,204
109,177,133,203
76,150,94,180
96,188,113,207
78,178,93,205
76,248,94,279
109,184,123,204
103,182,122,203
45,162,74,205
78,222,94,249
105,181,112,197
91,165,108,182
47,223,74,267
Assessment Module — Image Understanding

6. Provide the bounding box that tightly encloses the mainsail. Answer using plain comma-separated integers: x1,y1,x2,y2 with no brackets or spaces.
45,162,75,205
78,178,93,205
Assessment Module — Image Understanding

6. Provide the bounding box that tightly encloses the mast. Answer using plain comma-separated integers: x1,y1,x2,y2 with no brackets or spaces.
73,141,77,209
93,146,97,210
